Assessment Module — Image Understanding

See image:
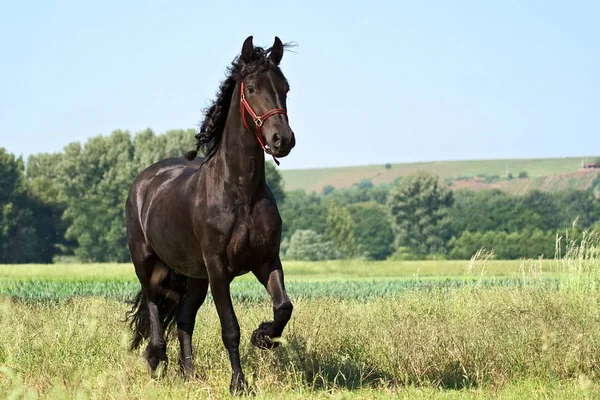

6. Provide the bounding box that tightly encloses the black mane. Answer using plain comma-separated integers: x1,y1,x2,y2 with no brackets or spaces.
184,43,292,162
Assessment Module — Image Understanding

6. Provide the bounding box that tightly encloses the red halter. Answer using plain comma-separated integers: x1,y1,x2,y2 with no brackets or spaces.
240,81,287,166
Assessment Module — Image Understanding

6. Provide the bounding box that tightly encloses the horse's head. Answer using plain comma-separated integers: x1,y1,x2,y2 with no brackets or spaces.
238,36,296,159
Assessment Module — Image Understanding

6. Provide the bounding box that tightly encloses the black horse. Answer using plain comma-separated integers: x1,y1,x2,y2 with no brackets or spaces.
125,36,296,394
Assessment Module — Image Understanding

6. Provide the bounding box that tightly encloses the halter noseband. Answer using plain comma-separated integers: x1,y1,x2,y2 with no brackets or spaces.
240,81,287,166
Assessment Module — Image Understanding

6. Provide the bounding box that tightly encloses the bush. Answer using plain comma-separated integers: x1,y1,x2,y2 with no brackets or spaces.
284,230,338,261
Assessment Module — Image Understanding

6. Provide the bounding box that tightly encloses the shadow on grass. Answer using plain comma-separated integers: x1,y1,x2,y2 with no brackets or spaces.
250,334,478,392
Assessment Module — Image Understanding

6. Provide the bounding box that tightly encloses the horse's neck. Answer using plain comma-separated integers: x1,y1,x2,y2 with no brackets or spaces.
204,89,266,202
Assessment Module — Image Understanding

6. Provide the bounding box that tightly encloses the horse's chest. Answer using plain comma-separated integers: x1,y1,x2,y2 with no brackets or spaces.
226,212,279,266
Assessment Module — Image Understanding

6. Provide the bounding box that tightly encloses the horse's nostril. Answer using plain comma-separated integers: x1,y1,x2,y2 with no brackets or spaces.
273,133,282,147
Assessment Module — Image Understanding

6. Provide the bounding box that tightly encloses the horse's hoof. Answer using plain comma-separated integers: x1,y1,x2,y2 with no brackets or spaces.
144,342,168,377
178,359,197,380
251,321,279,349
229,373,247,395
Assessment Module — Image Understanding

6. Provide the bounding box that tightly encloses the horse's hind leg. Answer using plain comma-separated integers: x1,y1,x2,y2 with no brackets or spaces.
130,252,177,375
177,277,209,377
143,259,173,375
251,257,293,349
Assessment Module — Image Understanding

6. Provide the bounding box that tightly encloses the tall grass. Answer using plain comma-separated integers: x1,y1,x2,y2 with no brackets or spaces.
554,228,600,293
1,289,599,399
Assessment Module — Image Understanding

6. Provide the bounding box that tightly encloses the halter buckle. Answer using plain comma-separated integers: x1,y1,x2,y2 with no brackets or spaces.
254,116,263,127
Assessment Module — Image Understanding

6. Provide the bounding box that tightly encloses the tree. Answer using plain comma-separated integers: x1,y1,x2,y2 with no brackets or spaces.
26,151,75,256
326,200,359,258
321,185,335,196
356,179,374,191
555,189,598,229
57,128,194,262
518,171,529,179
279,190,327,239
265,161,286,204
351,205,394,260
385,163,392,170
388,171,454,256
0,148,56,263
512,190,562,232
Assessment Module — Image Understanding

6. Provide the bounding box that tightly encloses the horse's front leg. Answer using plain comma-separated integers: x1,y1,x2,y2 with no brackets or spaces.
251,257,293,349
207,258,246,395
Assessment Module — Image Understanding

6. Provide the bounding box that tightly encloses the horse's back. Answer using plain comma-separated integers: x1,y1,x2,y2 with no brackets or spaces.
126,156,203,222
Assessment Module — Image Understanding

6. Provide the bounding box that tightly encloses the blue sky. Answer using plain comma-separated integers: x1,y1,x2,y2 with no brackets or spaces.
1,0,598,170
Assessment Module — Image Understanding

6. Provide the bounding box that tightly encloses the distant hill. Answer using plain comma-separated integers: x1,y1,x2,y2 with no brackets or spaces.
280,156,600,194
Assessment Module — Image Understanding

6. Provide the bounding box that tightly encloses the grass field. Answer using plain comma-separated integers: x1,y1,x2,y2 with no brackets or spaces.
280,155,600,193
1,254,599,399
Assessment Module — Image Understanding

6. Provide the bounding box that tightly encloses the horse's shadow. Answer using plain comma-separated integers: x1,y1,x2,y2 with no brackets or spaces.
244,334,477,392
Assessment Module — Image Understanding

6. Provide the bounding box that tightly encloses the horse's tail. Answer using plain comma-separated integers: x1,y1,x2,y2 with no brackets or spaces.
125,268,188,351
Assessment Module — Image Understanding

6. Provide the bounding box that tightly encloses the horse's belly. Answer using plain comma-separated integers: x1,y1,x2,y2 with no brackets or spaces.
145,224,208,279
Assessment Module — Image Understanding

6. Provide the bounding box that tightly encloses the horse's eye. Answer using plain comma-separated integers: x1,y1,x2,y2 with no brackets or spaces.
247,86,256,94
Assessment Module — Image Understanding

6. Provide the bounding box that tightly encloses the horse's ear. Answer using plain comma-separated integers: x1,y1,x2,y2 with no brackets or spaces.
270,36,284,65
242,36,254,63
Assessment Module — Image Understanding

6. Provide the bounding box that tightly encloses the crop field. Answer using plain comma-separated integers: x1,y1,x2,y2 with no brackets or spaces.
1,255,600,399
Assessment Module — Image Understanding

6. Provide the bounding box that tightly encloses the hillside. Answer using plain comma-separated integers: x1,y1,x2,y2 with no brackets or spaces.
281,156,600,194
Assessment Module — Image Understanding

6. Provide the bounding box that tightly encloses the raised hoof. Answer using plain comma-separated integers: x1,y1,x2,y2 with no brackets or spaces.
251,321,279,350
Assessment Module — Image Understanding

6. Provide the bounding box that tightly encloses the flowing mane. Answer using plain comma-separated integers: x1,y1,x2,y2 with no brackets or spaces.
185,43,293,162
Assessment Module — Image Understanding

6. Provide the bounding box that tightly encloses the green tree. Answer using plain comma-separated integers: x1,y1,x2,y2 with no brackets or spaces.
356,179,374,191
57,128,194,262
351,205,394,260
326,200,359,258
388,171,454,256
0,148,56,263
321,185,335,196
554,189,598,228
279,190,327,239
265,161,286,204
26,151,75,256
448,231,482,259
512,190,562,231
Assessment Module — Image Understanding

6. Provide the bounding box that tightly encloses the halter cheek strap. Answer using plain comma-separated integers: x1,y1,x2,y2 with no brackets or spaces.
240,81,287,166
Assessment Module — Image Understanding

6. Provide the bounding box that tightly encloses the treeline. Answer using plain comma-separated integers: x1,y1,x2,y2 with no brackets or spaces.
278,171,600,261
0,129,288,263
1,129,599,263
